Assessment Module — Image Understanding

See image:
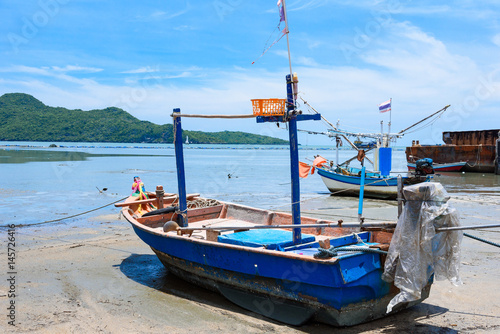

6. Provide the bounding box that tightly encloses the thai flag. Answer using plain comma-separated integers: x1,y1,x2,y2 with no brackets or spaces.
277,0,285,22
378,99,391,113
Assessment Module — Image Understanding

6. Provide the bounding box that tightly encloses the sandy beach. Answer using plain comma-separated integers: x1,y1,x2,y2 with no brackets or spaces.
1,197,499,334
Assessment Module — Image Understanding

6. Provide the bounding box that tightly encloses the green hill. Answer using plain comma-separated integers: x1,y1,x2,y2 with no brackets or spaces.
0,93,288,145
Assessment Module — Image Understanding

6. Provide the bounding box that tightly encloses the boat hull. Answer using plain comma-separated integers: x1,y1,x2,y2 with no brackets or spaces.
317,168,400,200
127,221,430,327
405,144,495,173
148,240,430,327
407,161,466,172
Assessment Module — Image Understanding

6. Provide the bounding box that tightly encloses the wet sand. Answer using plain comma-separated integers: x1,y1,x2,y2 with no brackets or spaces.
1,198,499,333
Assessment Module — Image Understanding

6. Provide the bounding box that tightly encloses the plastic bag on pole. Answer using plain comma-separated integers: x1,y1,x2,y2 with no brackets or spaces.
382,182,462,313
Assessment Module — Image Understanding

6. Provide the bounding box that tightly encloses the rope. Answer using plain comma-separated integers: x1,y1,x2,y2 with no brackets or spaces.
268,171,405,213
464,232,500,248
171,113,255,119
268,193,331,211
0,196,128,228
466,144,482,168
314,246,388,259
301,210,387,222
187,198,221,209
252,26,287,65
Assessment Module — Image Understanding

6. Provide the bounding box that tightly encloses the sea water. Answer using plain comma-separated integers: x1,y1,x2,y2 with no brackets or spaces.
1,141,499,227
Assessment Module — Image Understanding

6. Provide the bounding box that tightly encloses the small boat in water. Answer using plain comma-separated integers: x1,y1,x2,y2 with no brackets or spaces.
316,165,427,200
407,161,466,173
354,139,377,149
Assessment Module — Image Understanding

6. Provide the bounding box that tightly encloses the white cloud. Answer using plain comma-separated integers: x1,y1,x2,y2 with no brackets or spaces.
295,56,319,66
135,5,191,21
493,33,500,47
391,5,451,15
1,18,498,146
121,66,160,74
50,65,103,73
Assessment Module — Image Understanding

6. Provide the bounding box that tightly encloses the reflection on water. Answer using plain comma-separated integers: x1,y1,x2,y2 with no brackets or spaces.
435,172,500,194
1,149,89,164
0,148,173,164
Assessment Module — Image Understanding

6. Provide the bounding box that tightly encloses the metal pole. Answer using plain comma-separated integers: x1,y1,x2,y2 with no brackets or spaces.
286,74,301,245
397,175,403,219
173,108,188,227
435,224,500,232
388,98,392,138
177,221,398,232
398,105,450,135
495,132,500,175
281,0,293,80
336,119,340,166
358,160,366,222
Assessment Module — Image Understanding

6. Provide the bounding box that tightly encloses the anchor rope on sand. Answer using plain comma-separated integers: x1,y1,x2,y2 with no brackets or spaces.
0,196,128,228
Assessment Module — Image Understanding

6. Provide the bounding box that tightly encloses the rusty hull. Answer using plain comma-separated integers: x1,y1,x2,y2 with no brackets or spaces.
406,144,496,173
442,129,499,145
406,129,499,173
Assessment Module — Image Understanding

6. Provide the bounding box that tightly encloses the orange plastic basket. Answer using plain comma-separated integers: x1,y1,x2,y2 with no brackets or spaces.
251,99,286,116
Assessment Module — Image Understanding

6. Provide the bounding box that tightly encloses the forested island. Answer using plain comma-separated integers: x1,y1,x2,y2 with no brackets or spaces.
0,93,288,145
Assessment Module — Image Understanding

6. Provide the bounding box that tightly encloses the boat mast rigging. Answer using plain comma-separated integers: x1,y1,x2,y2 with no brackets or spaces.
299,101,451,146
398,105,450,135
281,0,293,81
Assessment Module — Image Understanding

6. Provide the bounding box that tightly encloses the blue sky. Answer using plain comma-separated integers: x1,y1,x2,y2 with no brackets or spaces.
1,0,500,146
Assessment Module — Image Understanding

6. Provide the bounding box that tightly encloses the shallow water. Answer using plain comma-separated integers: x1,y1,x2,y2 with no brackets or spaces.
2,141,499,333
1,141,499,227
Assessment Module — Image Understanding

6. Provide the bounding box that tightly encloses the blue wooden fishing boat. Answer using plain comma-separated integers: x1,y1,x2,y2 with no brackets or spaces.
116,1,463,326
115,70,456,326
118,192,430,326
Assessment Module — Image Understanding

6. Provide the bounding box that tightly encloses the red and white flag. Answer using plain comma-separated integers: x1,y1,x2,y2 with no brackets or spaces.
378,99,392,113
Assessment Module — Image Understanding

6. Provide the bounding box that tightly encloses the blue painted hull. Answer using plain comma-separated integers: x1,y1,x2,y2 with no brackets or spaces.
128,219,430,326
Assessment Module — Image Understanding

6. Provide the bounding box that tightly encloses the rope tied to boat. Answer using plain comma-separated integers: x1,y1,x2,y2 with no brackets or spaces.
464,232,500,248
313,246,388,259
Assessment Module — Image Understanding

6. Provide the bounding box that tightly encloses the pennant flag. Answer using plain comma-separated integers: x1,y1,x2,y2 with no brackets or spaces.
378,99,391,113
277,0,285,22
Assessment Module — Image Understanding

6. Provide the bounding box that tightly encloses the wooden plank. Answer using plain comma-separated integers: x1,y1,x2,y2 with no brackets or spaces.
187,205,223,218
115,193,200,207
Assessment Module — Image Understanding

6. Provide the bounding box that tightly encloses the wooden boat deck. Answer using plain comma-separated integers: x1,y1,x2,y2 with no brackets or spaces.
152,217,332,246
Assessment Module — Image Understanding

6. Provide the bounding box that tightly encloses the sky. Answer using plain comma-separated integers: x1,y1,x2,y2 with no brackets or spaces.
1,0,500,146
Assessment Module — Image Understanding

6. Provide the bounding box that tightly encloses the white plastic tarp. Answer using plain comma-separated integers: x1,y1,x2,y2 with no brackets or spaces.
382,182,462,313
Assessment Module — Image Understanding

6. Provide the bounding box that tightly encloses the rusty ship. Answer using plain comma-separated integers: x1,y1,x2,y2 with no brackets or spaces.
406,129,499,173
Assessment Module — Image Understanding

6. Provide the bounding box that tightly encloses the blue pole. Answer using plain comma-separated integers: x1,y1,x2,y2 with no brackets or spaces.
287,74,302,244
173,108,188,227
358,162,366,222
